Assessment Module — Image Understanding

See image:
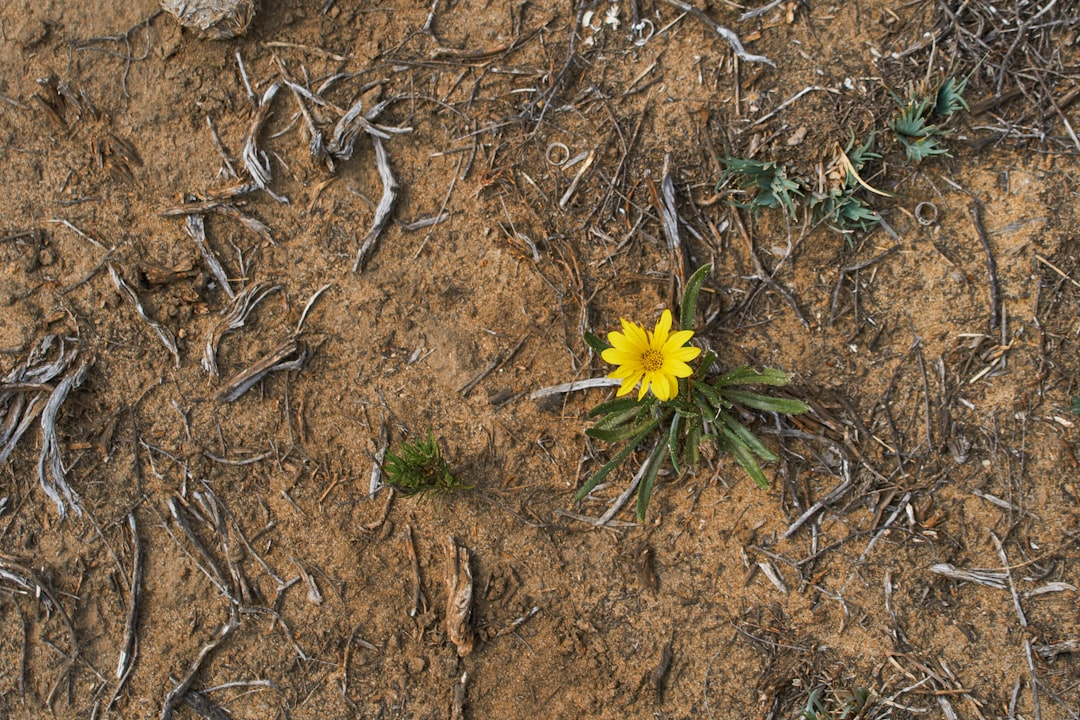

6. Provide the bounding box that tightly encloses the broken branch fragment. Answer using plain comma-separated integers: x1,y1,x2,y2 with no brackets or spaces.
444,535,474,657
201,282,282,378
216,336,308,402
109,264,182,368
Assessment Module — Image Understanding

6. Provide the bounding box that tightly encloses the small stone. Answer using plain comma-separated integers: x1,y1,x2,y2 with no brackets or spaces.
37,247,55,266
404,655,426,675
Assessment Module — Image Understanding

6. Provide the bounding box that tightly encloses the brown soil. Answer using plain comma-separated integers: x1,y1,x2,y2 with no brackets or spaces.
1,1,1078,718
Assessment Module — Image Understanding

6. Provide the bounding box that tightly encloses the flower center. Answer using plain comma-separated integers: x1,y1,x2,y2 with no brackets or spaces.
641,349,664,372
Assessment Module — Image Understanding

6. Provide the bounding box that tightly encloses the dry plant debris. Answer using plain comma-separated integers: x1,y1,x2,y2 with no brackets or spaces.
160,0,254,39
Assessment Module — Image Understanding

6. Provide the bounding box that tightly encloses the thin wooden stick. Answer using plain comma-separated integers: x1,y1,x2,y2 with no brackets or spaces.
969,201,1001,332
160,608,239,720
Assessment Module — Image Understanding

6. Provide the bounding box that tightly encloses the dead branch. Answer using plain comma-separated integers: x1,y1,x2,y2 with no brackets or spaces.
445,535,474,656
216,336,308,402
160,607,240,720
201,282,282,378
109,264,181,368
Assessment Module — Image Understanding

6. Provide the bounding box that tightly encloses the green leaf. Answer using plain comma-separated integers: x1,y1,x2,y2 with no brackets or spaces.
636,442,667,521
667,411,683,476
721,427,769,489
693,380,725,411
682,422,703,466
585,423,648,443
722,389,809,415
574,419,659,501
588,396,643,418
714,366,792,387
584,331,611,354
721,413,777,462
694,350,717,379
934,76,969,117
680,264,712,331
590,405,642,431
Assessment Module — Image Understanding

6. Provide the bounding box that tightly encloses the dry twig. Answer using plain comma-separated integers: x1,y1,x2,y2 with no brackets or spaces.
445,535,475,656
201,282,281,378
109,264,181,368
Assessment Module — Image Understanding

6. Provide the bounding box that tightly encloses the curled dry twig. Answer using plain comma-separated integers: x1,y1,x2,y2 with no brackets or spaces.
109,264,181,368
1,335,92,517
658,0,774,66
201,282,282,378
353,134,399,272
184,212,235,300
323,97,410,272
1,336,75,464
37,357,92,517
0,553,80,686
216,336,308,402
159,606,240,720
241,81,288,203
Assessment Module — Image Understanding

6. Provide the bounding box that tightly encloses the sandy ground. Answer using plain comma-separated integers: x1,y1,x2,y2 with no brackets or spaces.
0,1,1078,718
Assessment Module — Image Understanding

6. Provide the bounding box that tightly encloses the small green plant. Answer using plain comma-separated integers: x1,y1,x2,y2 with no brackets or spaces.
889,96,950,162
934,75,969,118
580,265,809,520
718,157,802,219
801,686,870,720
889,76,968,163
1070,396,1080,415
811,132,884,233
382,430,467,497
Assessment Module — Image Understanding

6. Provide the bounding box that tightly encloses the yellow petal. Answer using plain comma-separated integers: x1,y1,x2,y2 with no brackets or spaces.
602,348,643,366
662,329,695,353
619,318,649,351
666,345,701,363
664,360,695,378
636,378,650,401
606,330,630,352
608,364,641,380
648,372,671,401
651,310,672,350
617,375,640,397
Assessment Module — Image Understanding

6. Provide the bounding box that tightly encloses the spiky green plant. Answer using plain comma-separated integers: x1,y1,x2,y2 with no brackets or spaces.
580,265,809,520
889,96,950,163
718,157,803,219
811,132,882,232
382,430,467,497
933,75,969,118
890,76,968,163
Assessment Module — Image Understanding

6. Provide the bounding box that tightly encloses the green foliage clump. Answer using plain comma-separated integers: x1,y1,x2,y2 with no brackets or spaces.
811,132,883,233
889,96,950,162
382,430,467,497
889,76,968,163
715,75,969,232
801,686,870,720
718,157,802,219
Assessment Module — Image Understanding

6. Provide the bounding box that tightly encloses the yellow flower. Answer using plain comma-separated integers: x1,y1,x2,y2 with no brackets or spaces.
601,309,701,401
